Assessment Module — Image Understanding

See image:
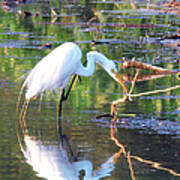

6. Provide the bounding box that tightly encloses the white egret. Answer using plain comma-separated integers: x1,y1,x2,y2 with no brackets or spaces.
18,42,126,115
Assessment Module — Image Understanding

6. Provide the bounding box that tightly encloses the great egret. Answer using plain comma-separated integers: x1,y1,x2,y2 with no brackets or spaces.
18,42,125,115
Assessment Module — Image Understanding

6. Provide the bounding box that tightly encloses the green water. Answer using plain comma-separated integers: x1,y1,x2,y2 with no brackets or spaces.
0,0,180,179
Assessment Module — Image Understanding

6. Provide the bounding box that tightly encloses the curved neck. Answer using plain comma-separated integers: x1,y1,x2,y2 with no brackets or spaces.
76,51,109,77
76,54,96,77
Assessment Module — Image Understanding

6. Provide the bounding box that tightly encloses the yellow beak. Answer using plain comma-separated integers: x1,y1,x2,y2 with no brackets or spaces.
112,70,128,93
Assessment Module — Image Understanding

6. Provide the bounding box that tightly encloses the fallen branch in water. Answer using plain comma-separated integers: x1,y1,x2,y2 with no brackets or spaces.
130,155,180,176
122,57,178,74
112,85,180,106
130,85,180,98
128,69,140,101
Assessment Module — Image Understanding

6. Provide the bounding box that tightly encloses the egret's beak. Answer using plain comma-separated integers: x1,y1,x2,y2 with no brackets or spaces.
111,69,128,93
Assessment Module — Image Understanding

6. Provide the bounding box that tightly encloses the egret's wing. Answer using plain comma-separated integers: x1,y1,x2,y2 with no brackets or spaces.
23,42,82,99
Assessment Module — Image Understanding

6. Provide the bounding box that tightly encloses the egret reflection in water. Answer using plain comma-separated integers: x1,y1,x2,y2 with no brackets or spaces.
17,112,116,180
20,135,115,180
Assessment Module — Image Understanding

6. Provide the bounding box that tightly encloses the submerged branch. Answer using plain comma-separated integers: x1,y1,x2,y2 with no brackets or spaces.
130,85,180,98
130,155,180,176
128,69,140,101
112,85,180,106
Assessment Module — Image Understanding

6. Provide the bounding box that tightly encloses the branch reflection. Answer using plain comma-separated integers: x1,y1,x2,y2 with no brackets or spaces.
97,110,180,180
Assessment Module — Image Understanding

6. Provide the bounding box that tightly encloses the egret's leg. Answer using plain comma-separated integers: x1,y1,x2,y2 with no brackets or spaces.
57,125,74,159
57,104,74,159
57,122,74,159
58,75,78,110
58,75,79,140
63,75,78,100
58,88,65,114
57,75,79,160
62,135,74,158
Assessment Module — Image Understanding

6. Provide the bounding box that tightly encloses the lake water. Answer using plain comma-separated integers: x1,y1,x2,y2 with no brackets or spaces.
0,0,180,179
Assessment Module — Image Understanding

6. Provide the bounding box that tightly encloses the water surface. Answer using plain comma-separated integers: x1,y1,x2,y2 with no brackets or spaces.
0,0,180,179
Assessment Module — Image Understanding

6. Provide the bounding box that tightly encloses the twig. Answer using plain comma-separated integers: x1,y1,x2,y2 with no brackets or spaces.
130,155,180,176
130,85,180,98
112,85,180,106
128,69,140,101
127,152,136,180
111,95,128,106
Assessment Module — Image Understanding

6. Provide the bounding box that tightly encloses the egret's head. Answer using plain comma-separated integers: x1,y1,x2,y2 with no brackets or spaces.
87,51,120,83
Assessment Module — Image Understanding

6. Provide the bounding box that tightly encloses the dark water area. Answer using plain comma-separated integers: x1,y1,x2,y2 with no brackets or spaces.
0,0,180,179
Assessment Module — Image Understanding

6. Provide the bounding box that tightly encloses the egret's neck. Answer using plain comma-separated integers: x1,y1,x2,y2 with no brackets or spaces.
75,51,113,77
75,55,96,77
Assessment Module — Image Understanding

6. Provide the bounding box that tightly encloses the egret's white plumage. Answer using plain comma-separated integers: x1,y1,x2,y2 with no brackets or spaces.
22,42,120,100
23,42,82,99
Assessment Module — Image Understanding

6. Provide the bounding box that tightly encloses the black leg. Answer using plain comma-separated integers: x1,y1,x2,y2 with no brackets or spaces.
58,88,65,115
57,102,74,160
58,75,78,111
63,75,78,100
58,89,64,141
57,75,80,161
58,74,79,144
